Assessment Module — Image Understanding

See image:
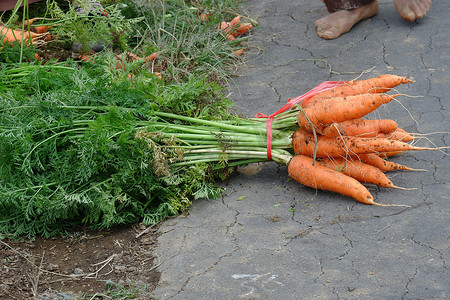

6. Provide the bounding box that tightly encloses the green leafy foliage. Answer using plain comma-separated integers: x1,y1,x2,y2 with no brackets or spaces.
0,62,231,239
0,42,38,63
0,0,253,239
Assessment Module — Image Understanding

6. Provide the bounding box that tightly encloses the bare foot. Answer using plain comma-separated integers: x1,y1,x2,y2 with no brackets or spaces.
394,0,431,22
315,1,379,40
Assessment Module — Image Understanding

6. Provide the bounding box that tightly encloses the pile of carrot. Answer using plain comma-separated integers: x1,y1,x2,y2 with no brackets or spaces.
1,26,40,44
286,74,438,206
218,15,253,41
1,18,52,45
151,74,444,207
200,12,253,54
217,15,253,56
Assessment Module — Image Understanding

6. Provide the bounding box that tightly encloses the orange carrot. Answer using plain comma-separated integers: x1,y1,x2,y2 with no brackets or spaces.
1,27,37,43
124,52,158,63
219,21,229,32
229,15,241,27
319,157,409,189
292,129,440,158
231,23,252,37
232,49,244,56
34,25,51,34
354,153,417,171
200,12,211,22
226,34,235,41
377,128,414,142
78,54,95,62
297,93,401,132
302,74,413,107
220,16,241,35
126,52,141,61
288,155,375,204
25,18,37,26
322,119,398,138
378,151,405,158
145,52,158,62
348,74,413,93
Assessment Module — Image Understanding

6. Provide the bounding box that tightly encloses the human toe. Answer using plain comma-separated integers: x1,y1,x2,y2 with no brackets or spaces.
395,0,431,22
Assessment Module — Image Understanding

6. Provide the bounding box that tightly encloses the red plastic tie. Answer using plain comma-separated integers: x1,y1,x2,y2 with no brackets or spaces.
256,81,347,160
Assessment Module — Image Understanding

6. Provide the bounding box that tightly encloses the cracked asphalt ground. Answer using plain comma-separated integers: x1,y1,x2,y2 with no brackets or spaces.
151,1,449,299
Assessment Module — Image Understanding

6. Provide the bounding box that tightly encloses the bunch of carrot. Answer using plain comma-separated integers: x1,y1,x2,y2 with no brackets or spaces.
217,15,253,56
137,74,445,207
1,26,41,44
218,15,253,41
1,18,52,45
286,74,437,206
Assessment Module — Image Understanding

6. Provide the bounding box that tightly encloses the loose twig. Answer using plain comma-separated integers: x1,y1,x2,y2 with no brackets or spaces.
83,254,117,279
135,224,157,239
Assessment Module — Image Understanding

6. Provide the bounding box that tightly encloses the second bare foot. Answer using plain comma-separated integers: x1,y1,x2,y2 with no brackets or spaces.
315,1,379,40
394,0,432,22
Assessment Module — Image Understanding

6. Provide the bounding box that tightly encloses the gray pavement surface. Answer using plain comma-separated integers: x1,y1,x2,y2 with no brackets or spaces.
152,1,449,299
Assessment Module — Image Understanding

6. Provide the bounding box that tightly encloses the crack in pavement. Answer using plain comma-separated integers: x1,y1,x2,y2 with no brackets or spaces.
403,266,418,298
162,197,241,299
410,233,447,272
169,248,239,300
313,256,326,286
419,28,438,70
336,223,353,260
282,226,323,247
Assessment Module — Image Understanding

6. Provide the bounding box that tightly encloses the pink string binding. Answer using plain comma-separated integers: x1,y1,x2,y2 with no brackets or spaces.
255,81,347,160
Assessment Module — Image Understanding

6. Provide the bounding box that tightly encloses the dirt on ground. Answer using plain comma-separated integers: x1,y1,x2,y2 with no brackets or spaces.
0,224,160,299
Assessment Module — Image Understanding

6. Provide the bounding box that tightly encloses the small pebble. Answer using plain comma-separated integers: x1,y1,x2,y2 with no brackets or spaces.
56,292,73,299
114,265,126,273
73,268,83,275
47,263,59,271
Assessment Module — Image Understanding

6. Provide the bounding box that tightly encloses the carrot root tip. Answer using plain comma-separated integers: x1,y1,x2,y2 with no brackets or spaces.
392,186,417,191
409,168,428,172
373,202,411,207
